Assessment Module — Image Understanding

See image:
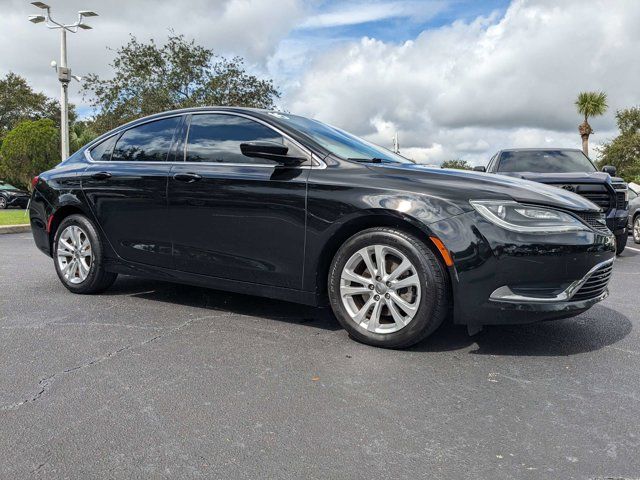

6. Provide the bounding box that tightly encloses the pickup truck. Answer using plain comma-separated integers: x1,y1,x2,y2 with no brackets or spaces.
475,148,629,254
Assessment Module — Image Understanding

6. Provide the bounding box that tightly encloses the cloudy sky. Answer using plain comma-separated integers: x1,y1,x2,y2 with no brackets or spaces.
1,0,639,164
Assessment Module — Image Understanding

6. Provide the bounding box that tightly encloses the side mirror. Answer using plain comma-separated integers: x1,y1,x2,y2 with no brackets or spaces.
602,165,617,176
240,141,305,166
473,166,486,172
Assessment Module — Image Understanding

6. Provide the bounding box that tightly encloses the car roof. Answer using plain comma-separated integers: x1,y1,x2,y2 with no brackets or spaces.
82,107,336,160
498,148,584,153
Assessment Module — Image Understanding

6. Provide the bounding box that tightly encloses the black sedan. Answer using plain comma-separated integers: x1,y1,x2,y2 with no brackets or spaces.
0,181,30,209
29,108,616,348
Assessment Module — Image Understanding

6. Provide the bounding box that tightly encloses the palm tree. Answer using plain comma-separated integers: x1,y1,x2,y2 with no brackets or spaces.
575,91,608,157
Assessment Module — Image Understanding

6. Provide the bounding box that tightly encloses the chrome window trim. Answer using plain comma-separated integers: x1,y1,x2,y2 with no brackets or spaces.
83,110,327,170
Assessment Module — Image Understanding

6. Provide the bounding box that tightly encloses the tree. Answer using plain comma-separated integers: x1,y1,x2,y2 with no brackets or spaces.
82,34,281,134
0,119,60,189
0,72,61,140
575,91,608,157
441,159,472,170
597,106,640,182
70,121,98,153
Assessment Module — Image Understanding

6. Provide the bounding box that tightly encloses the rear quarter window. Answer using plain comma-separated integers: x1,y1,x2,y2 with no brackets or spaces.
89,135,118,162
112,117,181,162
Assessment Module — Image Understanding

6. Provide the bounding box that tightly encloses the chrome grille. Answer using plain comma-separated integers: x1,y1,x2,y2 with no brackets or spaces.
581,192,612,211
575,211,610,234
554,184,614,213
572,262,613,301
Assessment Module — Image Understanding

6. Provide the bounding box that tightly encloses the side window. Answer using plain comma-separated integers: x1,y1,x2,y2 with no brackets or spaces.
186,114,286,164
89,135,118,162
487,154,497,171
112,117,181,162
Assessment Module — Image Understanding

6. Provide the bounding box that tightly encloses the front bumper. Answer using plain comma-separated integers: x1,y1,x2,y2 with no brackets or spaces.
607,209,629,235
428,211,616,327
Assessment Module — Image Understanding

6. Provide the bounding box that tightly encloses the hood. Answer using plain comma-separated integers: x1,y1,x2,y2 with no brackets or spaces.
498,171,617,185
0,188,29,196
372,163,601,212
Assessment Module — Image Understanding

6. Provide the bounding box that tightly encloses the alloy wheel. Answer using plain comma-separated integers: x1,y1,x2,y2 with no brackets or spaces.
56,225,93,284
634,217,640,243
340,244,421,334
0,197,6,209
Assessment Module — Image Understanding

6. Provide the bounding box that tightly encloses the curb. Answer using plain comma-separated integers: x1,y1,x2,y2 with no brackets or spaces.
0,224,31,234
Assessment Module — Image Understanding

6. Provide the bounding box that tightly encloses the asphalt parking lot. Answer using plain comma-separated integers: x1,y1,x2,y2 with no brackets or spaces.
1,233,639,479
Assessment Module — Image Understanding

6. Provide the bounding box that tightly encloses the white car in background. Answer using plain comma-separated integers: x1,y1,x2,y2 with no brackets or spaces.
628,182,640,244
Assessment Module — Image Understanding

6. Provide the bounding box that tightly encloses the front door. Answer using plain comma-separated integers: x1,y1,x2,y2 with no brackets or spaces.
82,116,183,268
168,112,309,289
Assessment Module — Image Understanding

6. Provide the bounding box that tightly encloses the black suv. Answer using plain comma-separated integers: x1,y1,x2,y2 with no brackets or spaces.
478,148,629,254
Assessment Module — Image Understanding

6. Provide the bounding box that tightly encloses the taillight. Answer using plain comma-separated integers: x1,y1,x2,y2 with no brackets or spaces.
31,176,39,189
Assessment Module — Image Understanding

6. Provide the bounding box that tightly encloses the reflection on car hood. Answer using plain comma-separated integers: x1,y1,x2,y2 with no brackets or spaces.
2,189,29,196
498,171,618,184
374,163,602,212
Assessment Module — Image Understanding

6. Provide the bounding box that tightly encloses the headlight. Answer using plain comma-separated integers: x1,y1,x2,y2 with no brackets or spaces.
470,200,588,233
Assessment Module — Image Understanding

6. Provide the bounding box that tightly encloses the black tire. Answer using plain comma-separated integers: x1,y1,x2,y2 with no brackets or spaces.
615,232,626,255
53,214,117,294
633,216,640,245
328,227,450,348
0,196,7,209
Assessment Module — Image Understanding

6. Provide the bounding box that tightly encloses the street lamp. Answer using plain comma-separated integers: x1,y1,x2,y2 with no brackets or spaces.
27,2,98,160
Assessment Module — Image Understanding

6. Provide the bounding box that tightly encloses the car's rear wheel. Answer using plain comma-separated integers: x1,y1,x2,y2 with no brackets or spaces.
634,216,640,244
615,232,626,255
328,228,449,348
53,214,117,294
0,196,7,209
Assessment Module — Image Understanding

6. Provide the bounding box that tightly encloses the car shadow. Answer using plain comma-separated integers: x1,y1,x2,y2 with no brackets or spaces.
104,276,631,354
412,305,632,356
104,275,342,331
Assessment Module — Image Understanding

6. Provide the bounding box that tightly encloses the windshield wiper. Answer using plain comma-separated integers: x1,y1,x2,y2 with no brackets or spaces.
348,157,389,164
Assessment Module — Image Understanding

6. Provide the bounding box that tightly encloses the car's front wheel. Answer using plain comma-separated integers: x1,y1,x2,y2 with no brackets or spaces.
0,196,7,209
633,216,640,245
53,214,117,294
328,228,449,348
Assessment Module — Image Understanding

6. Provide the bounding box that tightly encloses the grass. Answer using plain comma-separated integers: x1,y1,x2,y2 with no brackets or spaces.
0,209,30,226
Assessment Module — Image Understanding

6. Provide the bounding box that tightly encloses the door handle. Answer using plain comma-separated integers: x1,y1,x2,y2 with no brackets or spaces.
173,173,202,183
91,171,112,180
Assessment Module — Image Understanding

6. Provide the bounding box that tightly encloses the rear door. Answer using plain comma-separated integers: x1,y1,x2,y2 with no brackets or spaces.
168,112,310,289
82,115,183,268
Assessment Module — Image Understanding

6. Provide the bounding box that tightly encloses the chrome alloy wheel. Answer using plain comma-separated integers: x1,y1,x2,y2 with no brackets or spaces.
340,244,422,334
57,225,93,284
634,217,640,243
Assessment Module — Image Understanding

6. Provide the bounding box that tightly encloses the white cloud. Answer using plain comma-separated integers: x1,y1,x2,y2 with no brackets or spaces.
0,0,304,110
1,0,638,166
298,0,446,29
287,0,640,164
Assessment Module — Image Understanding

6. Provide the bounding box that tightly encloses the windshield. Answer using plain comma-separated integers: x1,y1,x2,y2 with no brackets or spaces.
0,183,18,190
497,150,597,173
268,112,413,164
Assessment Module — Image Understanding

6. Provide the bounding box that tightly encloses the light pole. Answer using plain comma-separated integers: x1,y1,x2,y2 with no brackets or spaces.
28,2,97,160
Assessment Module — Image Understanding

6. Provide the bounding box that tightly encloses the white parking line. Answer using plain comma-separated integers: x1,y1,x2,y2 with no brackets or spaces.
626,246,640,253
